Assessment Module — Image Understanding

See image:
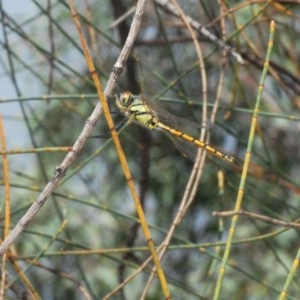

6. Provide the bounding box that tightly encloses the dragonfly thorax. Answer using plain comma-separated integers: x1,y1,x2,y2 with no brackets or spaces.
115,92,159,130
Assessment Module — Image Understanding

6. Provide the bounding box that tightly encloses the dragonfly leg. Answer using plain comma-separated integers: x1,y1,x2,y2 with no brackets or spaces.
89,117,128,139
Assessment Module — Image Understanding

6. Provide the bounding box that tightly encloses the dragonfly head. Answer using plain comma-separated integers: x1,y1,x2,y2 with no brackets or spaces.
115,91,133,113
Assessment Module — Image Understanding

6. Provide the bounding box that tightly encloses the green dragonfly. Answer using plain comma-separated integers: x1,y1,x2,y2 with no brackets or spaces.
114,91,240,165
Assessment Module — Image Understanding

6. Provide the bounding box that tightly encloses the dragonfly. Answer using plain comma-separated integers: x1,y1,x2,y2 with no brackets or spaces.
114,91,240,165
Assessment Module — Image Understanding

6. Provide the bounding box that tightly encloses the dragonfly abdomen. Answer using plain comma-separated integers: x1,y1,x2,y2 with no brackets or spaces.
157,122,238,165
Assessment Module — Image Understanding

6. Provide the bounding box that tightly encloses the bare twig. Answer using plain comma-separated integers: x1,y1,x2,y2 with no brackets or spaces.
154,0,245,65
213,210,300,229
0,0,143,256
142,0,211,295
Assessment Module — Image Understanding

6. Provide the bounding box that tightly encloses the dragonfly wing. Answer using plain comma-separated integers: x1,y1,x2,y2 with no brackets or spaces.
166,133,198,161
135,93,204,134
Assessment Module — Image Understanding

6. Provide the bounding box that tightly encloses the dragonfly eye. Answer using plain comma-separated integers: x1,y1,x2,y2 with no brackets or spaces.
115,92,134,112
121,92,133,107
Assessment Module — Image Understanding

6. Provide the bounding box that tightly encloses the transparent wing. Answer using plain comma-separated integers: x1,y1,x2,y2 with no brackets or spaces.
130,94,239,164
167,134,198,161
138,93,203,134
